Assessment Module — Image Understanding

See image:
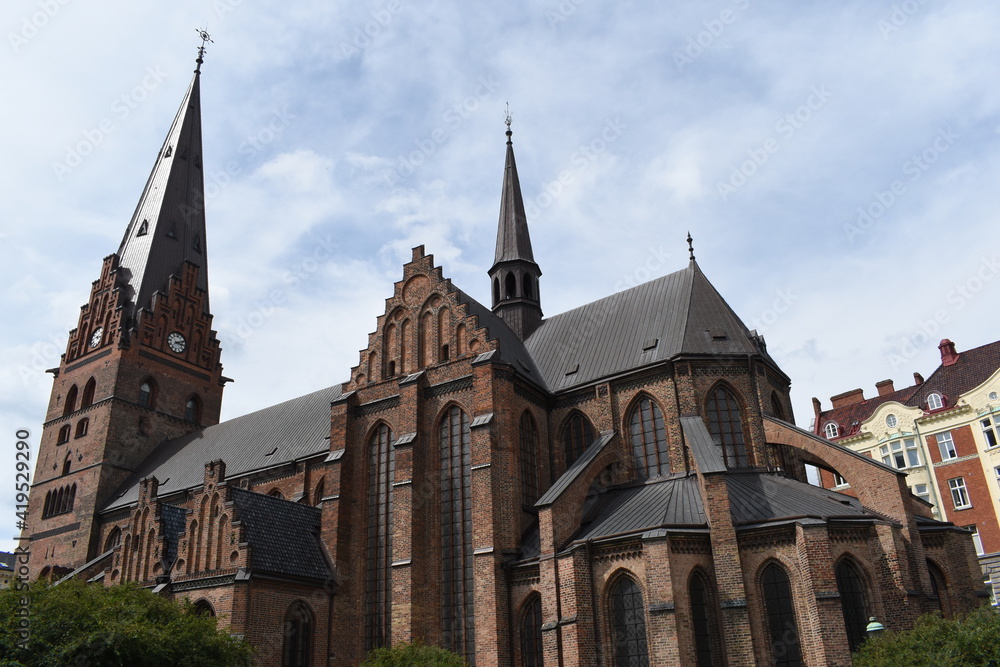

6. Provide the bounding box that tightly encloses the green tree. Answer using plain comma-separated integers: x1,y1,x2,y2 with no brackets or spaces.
854,605,1000,666
361,641,468,666
0,579,252,667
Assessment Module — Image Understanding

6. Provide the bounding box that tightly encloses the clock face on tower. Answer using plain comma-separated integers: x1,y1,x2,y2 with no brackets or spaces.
167,332,186,353
89,327,103,348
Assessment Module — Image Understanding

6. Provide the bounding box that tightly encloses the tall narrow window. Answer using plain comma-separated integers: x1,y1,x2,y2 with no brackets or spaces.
282,601,313,667
520,595,543,667
440,406,475,663
835,560,868,653
138,381,154,408
57,425,71,444
690,570,719,667
609,575,649,667
365,424,394,651
981,415,1000,449
185,396,201,423
505,272,517,299
927,560,950,616
81,378,96,408
628,396,669,479
75,418,89,438
770,392,785,420
520,412,539,509
761,563,802,666
948,477,971,509
562,412,595,468
64,385,78,416
706,385,749,468
937,432,957,460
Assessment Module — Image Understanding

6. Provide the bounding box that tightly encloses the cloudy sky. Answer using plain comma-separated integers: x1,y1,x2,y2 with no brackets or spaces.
3,1,999,551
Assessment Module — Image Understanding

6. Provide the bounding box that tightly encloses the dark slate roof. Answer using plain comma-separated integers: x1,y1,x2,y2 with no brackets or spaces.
570,475,706,544
492,131,537,268
230,487,331,581
682,416,725,473
906,340,1000,410
116,70,210,317
104,385,342,511
454,288,545,387
525,261,774,392
536,430,615,507
726,473,874,526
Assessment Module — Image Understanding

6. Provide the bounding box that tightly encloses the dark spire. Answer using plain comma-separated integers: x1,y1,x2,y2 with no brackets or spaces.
116,42,209,319
488,113,543,340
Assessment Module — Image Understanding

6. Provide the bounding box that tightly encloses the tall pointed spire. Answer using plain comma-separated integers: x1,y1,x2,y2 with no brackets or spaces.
489,111,543,340
116,41,209,320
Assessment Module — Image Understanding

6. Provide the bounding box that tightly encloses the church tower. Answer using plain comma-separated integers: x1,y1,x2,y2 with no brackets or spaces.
488,118,543,339
27,44,226,580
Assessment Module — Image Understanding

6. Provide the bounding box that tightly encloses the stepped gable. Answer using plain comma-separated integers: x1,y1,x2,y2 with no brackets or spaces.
104,385,342,511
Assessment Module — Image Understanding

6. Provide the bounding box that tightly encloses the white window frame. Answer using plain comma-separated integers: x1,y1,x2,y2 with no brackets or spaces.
824,422,839,439
880,438,920,470
914,483,930,502
833,472,847,487
982,415,1000,449
927,392,943,411
885,414,898,428
937,432,957,460
949,477,971,509
966,525,985,555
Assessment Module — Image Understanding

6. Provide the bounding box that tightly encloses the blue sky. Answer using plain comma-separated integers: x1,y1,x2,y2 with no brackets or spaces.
3,1,1000,551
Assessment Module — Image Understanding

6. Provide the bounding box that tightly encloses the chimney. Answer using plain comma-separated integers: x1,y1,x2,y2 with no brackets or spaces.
913,371,924,385
831,388,865,409
875,379,895,396
939,339,960,366
811,397,822,430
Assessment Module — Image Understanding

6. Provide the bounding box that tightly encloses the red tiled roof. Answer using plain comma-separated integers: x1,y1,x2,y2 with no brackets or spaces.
906,340,1000,410
816,385,920,438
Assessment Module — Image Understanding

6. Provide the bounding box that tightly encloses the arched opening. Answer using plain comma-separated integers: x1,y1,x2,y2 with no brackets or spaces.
493,277,501,305
57,425,71,444
505,272,517,299
690,569,720,666
760,562,802,666
628,395,669,479
282,601,313,667
62,452,72,476
563,411,596,468
64,385,78,416
81,377,96,408
185,396,201,423
608,574,649,666
138,379,156,408
519,411,539,509
835,559,869,653
75,418,89,438
927,559,950,617
313,478,325,506
104,527,121,552
706,384,749,468
771,391,786,420
365,423,394,651
193,599,216,617
268,489,285,500
440,405,475,661
523,273,534,300
520,594,543,667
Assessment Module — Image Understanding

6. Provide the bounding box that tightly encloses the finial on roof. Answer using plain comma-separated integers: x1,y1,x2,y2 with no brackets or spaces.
687,231,695,261
195,28,213,73
504,101,513,143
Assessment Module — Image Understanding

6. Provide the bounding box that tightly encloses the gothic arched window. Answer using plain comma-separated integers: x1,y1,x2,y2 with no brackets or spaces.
628,395,669,479
138,380,155,408
761,563,802,666
927,559,950,617
706,385,749,468
835,559,869,653
771,392,785,420
57,425,71,444
81,377,96,408
690,570,719,667
282,601,313,667
609,575,649,667
185,396,201,423
365,423,394,651
64,385,78,416
440,406,475,662
563,412,595,468
520,594,543,667
520,411,539,509
75,418,89,438
505,272,517,299
104,527,121,552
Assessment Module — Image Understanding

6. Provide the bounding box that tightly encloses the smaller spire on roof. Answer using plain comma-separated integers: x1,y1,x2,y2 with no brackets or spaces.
195,28,213,73
687,231,695,262
504,101,513,142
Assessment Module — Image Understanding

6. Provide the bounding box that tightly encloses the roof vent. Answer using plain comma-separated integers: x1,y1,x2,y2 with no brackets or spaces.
710,329,728,341
564,363,579,376
642,338,659,351
264,446,278,457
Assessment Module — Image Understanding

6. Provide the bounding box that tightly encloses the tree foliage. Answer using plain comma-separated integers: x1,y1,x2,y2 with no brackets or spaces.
854,605,1000,667
0,579,252,667
361,641,468,666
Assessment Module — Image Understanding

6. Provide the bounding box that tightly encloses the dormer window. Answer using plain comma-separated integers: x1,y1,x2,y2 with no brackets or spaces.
927,392,943,411
824,422,839,439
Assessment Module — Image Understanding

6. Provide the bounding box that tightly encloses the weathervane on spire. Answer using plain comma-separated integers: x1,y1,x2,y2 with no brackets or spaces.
687,231,695,261
504,101,513,141
195,28,213,72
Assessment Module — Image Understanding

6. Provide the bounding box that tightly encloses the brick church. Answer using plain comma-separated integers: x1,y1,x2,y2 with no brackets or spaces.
26,50,984,666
